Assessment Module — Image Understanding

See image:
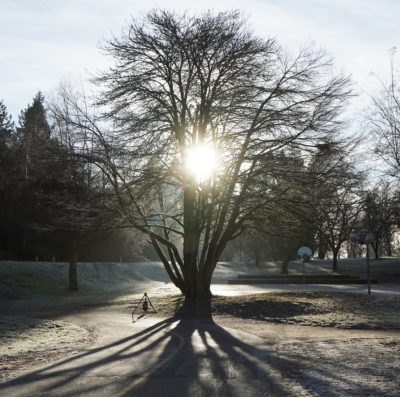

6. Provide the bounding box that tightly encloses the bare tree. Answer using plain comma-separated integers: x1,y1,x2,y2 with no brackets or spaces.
314,175,364,271
265,141,363,272
368,53,400,257
42,106,113,290
52,10,351,316
363,183,398,258
371,50,400,178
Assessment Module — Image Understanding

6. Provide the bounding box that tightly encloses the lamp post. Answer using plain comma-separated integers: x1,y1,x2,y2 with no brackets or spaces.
350,229,375,294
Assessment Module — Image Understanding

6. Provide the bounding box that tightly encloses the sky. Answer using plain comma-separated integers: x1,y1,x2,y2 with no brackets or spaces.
1,0,399,122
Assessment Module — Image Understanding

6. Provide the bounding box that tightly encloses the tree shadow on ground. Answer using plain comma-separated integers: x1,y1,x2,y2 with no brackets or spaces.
214,299,327,320
0,316,394,397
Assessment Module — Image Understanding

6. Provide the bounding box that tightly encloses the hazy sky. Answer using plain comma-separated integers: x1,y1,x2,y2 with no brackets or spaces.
1,0,399,121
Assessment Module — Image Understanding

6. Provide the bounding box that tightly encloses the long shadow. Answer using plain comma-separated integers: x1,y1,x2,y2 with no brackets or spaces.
0,316,395,397
0,288,144,317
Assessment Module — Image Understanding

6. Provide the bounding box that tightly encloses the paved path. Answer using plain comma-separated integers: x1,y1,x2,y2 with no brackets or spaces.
1,308,400,397
0,313,287,397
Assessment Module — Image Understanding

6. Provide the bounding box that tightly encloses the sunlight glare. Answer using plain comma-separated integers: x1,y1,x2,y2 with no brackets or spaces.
185,144,218,182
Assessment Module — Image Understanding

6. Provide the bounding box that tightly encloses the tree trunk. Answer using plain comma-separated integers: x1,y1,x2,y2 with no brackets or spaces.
318,248,326,260
177,283,213,320
180,180,214,319
183,182,198,298
386,239,392,257
332,248,339,272
318,237,327,259
281,255,290,275
176,266,212,321
69,247,78,291
254,249,261,268
281,245,298,274
371,242,379,260
384,233,392,256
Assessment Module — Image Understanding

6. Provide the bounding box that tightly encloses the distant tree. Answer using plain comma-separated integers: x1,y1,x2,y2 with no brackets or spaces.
38,105,115,290
363,183,398,258
54,10,351,316
253,150,317,274
368,55,400,256
370,52,400,181
0,100,14,140
9,92,54,257
0,100,17,257
17,92,51,180
314,173,364,271
307,141,340,259
265,141,362,272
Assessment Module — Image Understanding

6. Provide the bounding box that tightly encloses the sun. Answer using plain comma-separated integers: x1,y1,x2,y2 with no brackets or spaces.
185,144,218,182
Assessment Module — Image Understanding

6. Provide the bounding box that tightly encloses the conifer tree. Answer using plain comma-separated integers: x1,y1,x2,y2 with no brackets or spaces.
0,100,17,257
18,92,51,180
0,100,14,140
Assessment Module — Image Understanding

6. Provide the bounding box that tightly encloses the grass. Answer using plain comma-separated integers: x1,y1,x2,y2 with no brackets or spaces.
151,291,400,330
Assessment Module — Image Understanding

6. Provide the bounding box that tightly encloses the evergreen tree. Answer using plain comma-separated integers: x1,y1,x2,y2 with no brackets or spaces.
17,92,51,180
0,100,14,140
0,100,17,257
10,92,54,257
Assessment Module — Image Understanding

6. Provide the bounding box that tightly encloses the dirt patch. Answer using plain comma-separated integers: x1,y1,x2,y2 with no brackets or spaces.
0,316,96,381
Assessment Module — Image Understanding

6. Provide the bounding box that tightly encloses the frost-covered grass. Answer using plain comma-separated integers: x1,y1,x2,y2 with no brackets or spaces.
0,315,95,381
277,338,400,397
212,291,400,329
0,316,92,356
0,261,173,300
150,291,400,330
1,258,400,307
0,260,260,303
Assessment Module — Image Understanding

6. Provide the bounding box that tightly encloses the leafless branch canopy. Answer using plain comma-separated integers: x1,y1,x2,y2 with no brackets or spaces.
51,10,352,298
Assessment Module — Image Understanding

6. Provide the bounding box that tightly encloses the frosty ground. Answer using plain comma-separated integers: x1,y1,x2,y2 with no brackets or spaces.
1,259,400,396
